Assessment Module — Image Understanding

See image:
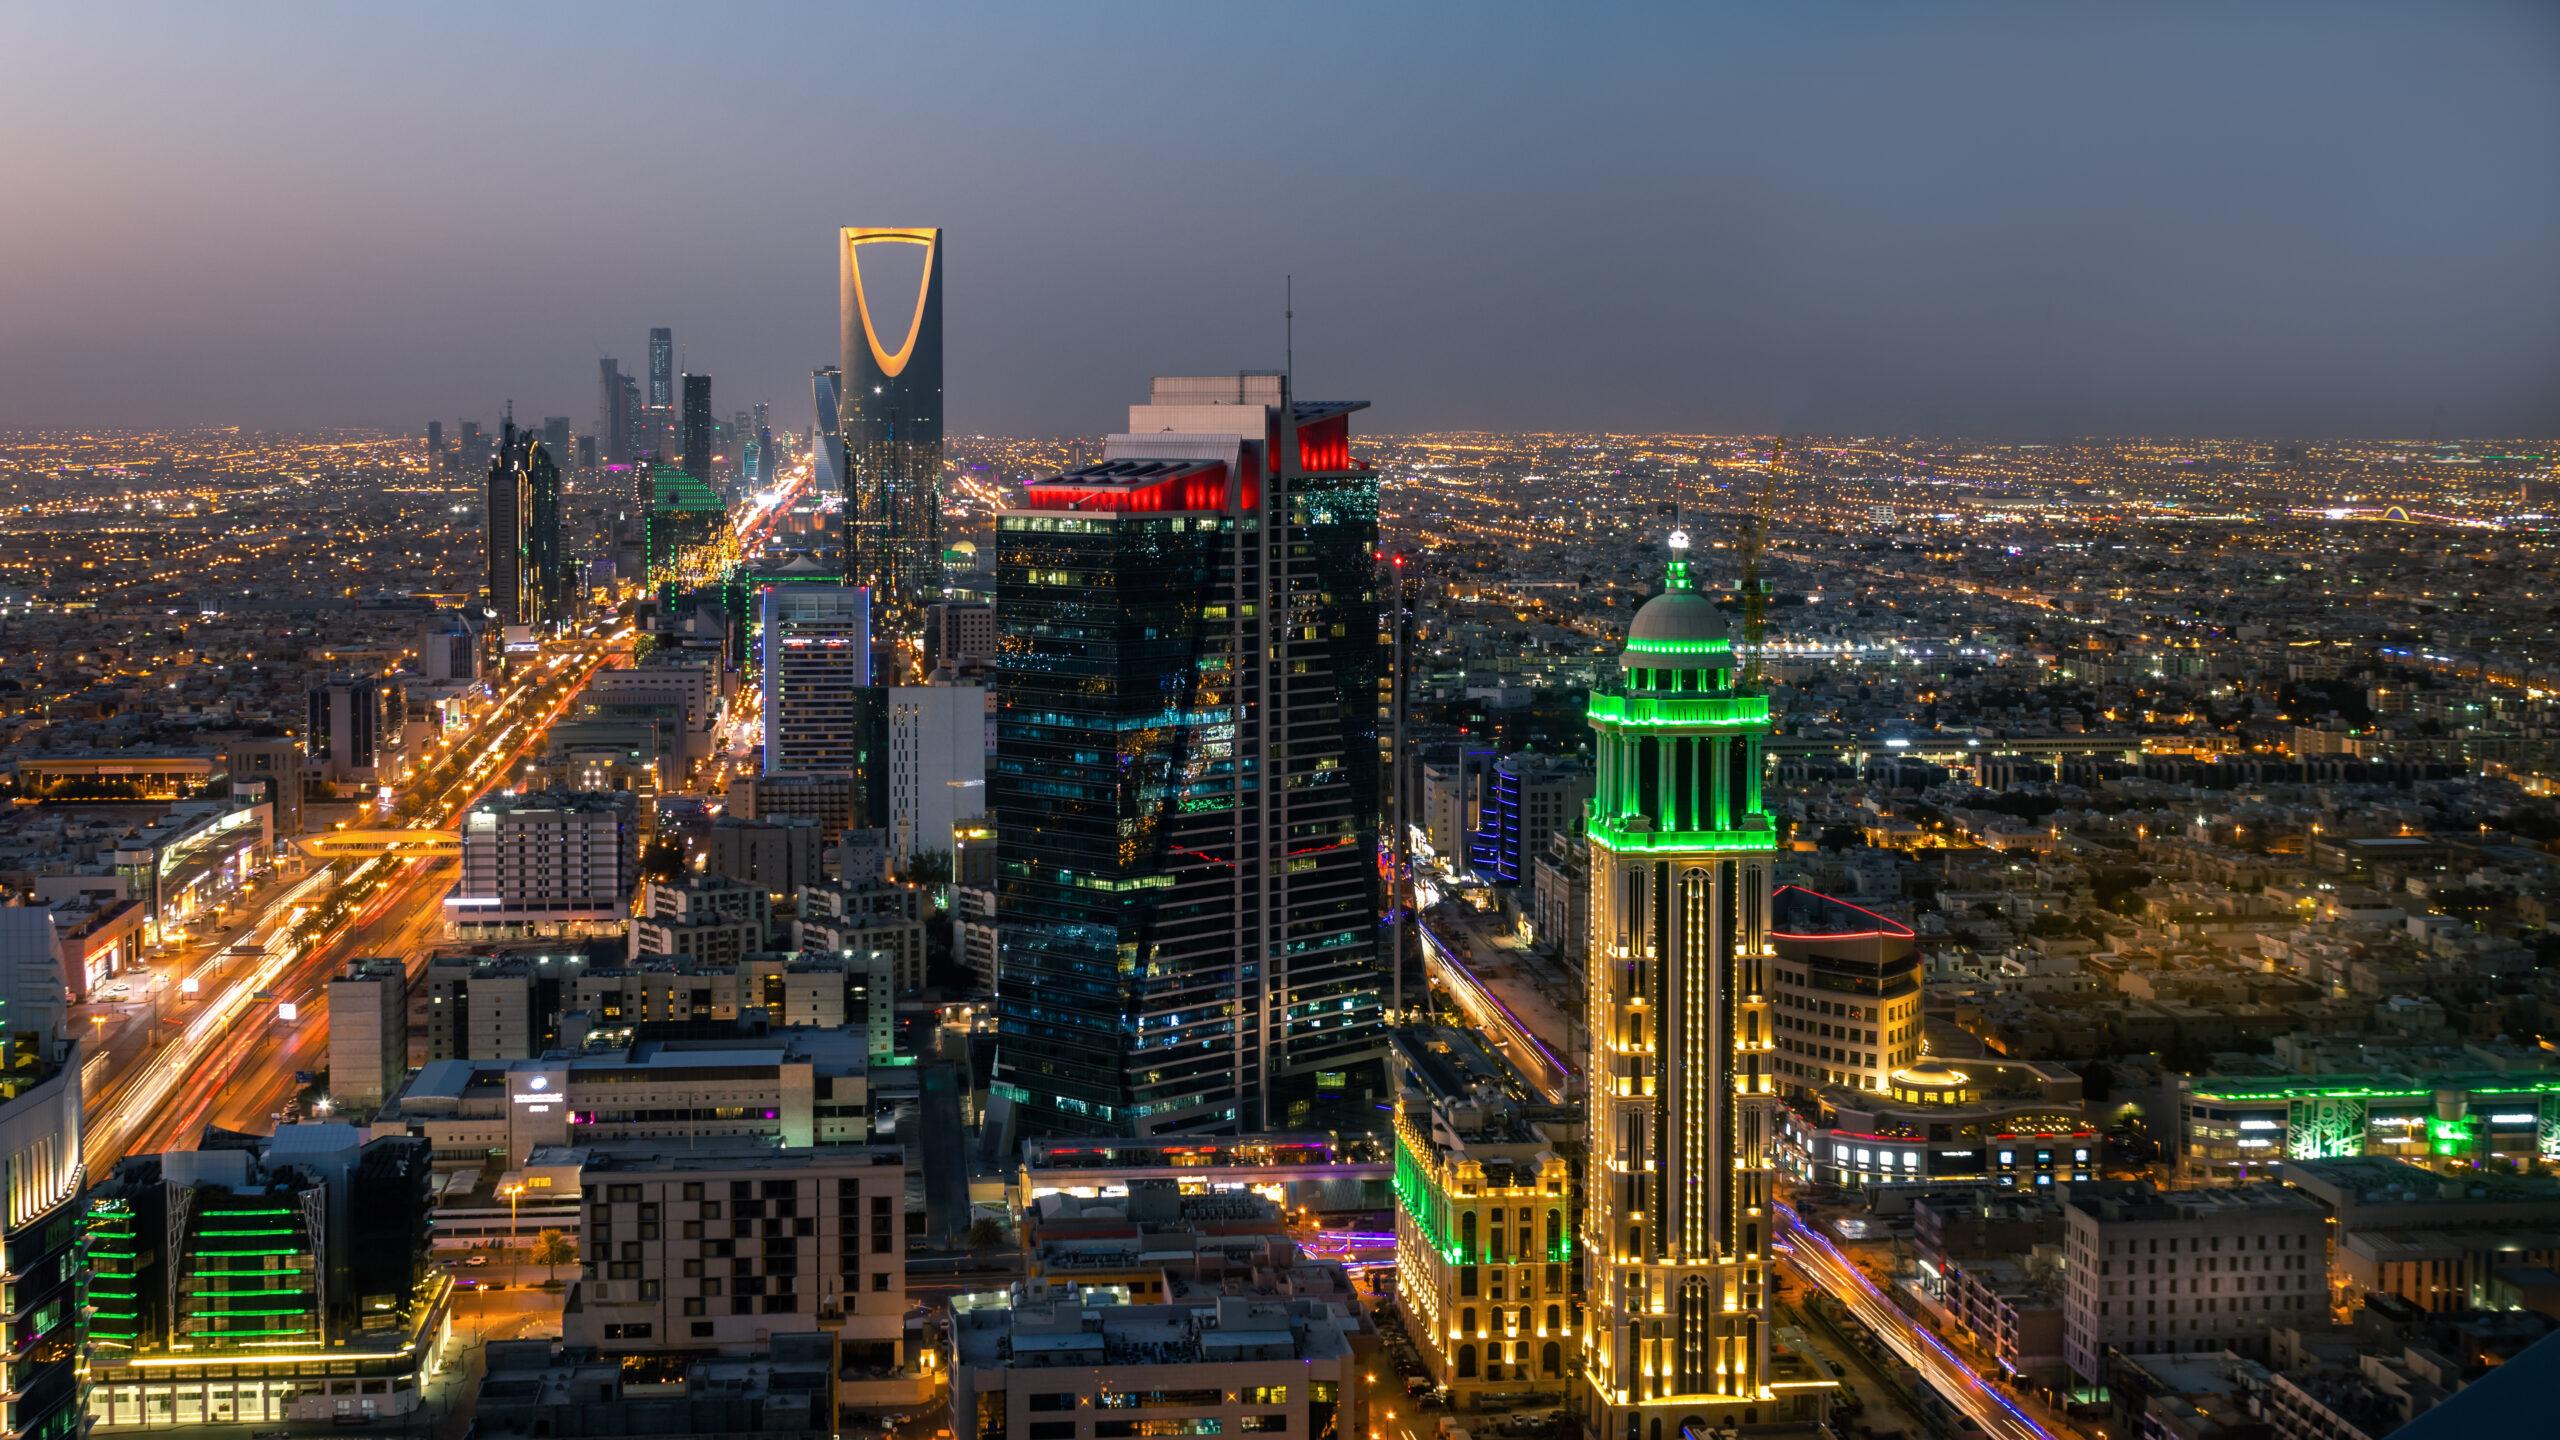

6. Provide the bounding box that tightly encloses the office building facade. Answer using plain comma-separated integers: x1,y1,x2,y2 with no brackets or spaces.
883,682,985,868
486,421,564,628
812,365,842,493
991,375,1383,1137
838,226,943,679
1580,535,1782,1437
681,372,714,485
328,958,410,1108
759,584,875,774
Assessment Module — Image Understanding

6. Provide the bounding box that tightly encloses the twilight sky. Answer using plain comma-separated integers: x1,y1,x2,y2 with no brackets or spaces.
4,2,2556,439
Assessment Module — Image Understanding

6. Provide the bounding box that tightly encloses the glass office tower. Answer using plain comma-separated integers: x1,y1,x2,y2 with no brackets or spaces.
991,376,1384,1138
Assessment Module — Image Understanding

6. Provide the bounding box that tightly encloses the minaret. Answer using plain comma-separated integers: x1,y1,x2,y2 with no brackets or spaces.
1580,530,1780,1439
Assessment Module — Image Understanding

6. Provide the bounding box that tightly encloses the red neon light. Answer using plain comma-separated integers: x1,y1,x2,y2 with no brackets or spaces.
1769,884,1918,940
1022,463,1246,514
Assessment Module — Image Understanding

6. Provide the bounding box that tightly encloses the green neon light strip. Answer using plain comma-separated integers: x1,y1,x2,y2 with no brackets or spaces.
192,1289,303,1299
1622,636,1732,656
1588,693,1769,728
203,1208,297,1218
186,1326,314,1336
1588,818,1776,854
190,1268,309,1277
197,1229,296,1238
195,1249,312,1258
90,1330,139,1341
2190,1076,2560,1103
90,1251,139,1261
91,1311,138,1321
193,1308,314,1317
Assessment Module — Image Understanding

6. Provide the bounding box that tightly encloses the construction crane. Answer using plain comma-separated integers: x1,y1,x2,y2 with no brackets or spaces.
1738,436,1787,689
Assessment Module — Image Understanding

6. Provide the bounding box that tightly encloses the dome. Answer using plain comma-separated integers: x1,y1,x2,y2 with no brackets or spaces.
1625,588,1729,647
1893,1061,1969,1090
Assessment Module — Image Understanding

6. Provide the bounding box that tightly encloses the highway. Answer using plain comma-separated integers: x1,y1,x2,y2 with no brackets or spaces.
1414,916,1576,1102
1774,1201,2059,1440
84,624,625,1172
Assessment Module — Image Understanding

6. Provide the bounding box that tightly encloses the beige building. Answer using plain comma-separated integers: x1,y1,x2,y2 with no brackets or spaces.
567,1140,911,1367
1391,1027,1577,1409
1767,883,1922,1097
2061,1183,2327,1383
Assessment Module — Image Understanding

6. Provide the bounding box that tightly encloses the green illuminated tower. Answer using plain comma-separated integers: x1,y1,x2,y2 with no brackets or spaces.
1580,532,1781,1437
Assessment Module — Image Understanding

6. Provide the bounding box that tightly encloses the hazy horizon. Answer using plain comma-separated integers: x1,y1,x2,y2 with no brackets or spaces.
5,2,2555,440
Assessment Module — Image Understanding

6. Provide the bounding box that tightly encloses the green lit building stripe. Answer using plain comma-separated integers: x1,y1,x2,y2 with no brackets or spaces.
1621,636,1732,656
1588,693,1769,728
1588,818,1777,855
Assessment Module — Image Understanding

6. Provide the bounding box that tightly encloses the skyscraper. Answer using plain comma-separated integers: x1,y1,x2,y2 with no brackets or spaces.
487,421,564,627
760,583,875,775
648,327,673,408
990,374,1384,1138
1578,533,1781,1437
838,226,944,679
426,420,444,475
681,372,713,484
812,365,843,493
753,401,773,487
541,415,571,467
598,359,628,465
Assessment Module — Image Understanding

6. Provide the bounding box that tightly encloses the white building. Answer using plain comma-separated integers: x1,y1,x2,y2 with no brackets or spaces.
795,875,928,995
948,1291,1365,1440
375,1029,873,1164
566,1141,910,1363
444,790,639,937
760,584,873,774
2061,1183,2327,1383
327,957,410,1107
884,682,986,869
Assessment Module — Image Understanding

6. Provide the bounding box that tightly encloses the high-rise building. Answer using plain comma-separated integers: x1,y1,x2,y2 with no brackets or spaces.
882,681,986,869
541,415,571,467
597,359,629,466
486,421,564,627
648,327,673,408
1579,533,1783,1437
759,583,875,775
425,419,443,475
838,226,944,679
681,372,713,484
1465,751,1595,887
443,790,641,937
922,598,995,673
812,365,842,493
306,674,381,783
329,957,410,1107
753,400,773,487
0,1024,80,1440
990,374,1383,1138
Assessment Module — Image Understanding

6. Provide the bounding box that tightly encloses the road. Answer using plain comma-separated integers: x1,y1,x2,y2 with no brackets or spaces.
1415,915,1576,1101
86,624,626,1171
1774,1202,2059,1440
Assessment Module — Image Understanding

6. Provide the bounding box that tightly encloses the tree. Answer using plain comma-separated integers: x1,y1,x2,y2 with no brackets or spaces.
531,1229,576,1286
965,1217,1011,1258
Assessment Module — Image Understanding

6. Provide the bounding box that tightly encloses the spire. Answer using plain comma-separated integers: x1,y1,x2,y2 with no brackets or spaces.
1664,527,1694,592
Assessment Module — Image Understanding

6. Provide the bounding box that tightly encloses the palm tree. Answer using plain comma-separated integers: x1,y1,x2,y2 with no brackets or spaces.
531,1228,576,1287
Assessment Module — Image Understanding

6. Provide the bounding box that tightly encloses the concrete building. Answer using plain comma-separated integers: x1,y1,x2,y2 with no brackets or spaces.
883,682,986,869
707,814,827,894
563,952,869,1043
445,790,640,937
424,950,592,1061
1778,1057,2092,1194
1767,883,1922,1098
473,1333,842,1439
924,599,996,673
629,874,771,966
566,1141,910,1366
1422,757,1477,866
760,584,874,775
221,734,308,837
795,873,928,995
375,1028,873,1164
725,772,863,843
327,957,410,1108
1390,1026,1577,1409
2061,1183,2327,1382
947,1291,1364,1440
1527,829,1587,964
1465,752,1592,889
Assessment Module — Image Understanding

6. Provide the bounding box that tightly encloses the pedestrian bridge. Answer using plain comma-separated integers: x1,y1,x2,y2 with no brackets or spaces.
296,828,463,859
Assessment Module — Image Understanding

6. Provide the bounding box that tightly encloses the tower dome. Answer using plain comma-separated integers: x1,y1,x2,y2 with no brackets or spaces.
1620,529,1733,668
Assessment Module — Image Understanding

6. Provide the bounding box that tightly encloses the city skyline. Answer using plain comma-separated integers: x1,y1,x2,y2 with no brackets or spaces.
5,3,2556,439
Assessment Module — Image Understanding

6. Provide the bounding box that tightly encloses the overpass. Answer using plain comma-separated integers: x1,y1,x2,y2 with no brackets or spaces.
295,828,462,859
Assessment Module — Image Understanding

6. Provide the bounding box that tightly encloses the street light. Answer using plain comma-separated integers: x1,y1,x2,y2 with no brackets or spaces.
500,1182,524,1254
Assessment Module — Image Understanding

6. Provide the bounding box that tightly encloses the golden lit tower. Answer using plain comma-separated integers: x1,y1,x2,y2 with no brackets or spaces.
1580,531,1780,1439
